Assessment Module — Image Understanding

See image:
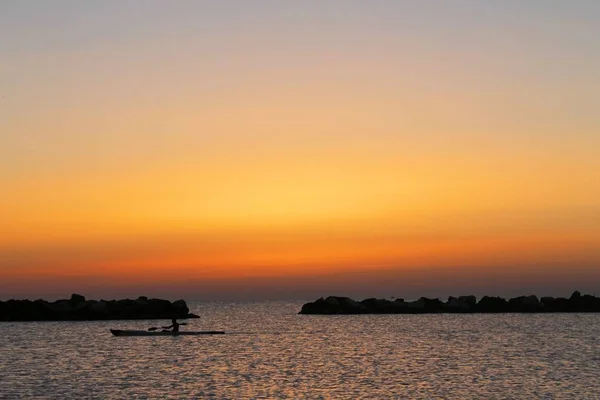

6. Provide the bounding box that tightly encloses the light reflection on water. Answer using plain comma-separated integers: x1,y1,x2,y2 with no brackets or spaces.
1,300,600,399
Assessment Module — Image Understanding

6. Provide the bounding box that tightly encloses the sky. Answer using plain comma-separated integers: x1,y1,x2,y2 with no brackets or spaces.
1,1,599,300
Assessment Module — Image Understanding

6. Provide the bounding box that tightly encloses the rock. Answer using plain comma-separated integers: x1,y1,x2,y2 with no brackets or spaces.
88,300,109,315
444,297,472,312
458,296,477,307
565,291,600,312
523,295,541,307
299,296,367,314
0,300,48,321
540,297,555,309
325,297,340,306
508,295,543,312
420,297,444,312
173,299,189,311
299,297,327,314
321,296,367,314
337,297,367,313
552,297,570,312
570,291,581,300
361,298,396,313
476,296,509,313
576,294,600,311
49,300,74,313
404,298,426,312
134,297,149,306
70,294,86,304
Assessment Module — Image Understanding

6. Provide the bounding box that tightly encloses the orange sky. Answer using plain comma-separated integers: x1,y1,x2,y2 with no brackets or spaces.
1,2,599,299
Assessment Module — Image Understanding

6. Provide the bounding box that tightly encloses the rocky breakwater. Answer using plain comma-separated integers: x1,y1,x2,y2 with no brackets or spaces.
0,294,200,321
299,291,600,314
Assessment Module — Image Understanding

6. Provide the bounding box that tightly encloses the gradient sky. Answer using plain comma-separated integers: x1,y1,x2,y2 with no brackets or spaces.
1,1,599,300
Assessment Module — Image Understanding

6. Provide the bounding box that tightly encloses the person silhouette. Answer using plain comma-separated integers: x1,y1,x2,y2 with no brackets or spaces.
162,318,186,332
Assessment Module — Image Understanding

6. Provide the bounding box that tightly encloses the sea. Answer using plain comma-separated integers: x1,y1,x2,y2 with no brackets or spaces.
1,300,599,399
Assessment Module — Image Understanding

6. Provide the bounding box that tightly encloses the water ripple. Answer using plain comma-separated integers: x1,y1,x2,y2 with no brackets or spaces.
1,301,599,399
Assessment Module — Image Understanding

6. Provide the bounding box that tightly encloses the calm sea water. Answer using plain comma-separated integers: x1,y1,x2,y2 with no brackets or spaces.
1,300,599,399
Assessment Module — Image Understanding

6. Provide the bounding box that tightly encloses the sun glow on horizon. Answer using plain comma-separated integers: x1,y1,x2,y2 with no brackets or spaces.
1,1,599,299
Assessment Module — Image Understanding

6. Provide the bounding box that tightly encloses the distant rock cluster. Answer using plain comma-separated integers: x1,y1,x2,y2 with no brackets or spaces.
299,291,600,314
0,294,200,321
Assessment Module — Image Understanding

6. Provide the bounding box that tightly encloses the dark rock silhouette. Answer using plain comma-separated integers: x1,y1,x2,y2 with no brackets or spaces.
299,296,369,314
508,295,543,312
299,291,600,314
444,296,472,312
0,295,200,321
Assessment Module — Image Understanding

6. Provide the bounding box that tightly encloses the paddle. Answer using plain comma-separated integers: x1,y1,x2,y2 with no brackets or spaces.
147,322,188,331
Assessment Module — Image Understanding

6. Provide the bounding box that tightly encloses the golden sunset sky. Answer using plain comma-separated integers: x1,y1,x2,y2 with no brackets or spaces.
1,1,599,299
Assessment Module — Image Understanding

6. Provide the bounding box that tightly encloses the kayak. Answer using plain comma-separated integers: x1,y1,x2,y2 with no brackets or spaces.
110,329,225,336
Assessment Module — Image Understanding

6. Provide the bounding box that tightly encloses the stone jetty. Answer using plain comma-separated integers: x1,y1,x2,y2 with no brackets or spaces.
299,291,600,314
0,294,200,321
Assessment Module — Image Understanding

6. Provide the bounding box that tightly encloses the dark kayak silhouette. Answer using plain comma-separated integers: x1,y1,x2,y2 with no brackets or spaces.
110,329,225,336
111,318,224,336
